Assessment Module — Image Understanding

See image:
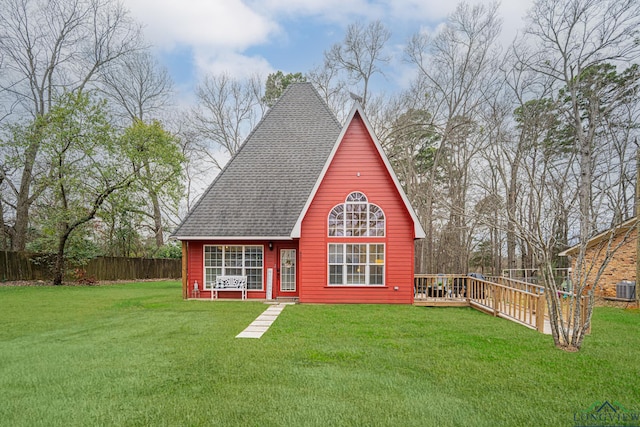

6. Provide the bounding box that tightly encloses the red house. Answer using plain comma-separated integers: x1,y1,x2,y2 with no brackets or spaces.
173,83,425,303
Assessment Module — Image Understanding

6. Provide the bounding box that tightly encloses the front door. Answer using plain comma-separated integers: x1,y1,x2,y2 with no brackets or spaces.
278,248,297,297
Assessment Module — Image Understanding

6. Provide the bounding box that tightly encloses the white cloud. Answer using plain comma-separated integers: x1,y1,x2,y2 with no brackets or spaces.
251,0,383,22
126,0,279,50
192,50,274,80
125,0,534,92
387,0,453,22
389,0,532,44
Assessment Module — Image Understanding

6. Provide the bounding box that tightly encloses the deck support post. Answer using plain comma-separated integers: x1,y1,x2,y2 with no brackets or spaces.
466,279,471,305
536,293,546,333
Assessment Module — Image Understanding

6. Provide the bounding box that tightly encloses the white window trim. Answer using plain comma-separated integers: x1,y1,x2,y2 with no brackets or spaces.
327,243,385,286
203,245,264,291
327,192,386,237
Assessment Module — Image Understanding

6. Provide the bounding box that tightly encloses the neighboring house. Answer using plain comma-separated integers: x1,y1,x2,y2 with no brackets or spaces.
559,217,637,298
173,83,425,304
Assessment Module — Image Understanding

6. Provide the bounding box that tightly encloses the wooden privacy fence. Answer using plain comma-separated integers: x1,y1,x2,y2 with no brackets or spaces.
82,256,181,281
414,274,589,334
0,251,181,282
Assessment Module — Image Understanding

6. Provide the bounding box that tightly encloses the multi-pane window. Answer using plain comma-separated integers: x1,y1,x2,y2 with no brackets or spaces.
328,243,385,286
204,245,263,290
327,192,385,286
328,192,385,237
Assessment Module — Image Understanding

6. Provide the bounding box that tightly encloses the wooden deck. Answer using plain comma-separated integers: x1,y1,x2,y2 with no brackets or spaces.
414,274,588,335
414,299,469,307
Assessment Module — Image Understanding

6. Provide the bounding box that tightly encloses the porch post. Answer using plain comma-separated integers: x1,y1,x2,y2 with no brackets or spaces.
181,241,188,300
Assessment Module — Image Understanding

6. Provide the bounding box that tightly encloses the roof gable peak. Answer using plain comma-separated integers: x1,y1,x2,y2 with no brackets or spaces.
291,102,426,239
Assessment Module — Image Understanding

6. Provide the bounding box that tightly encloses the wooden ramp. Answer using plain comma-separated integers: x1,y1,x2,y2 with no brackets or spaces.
413,275,585,335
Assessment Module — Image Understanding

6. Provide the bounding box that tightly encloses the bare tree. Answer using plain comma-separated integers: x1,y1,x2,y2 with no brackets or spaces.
175,119,207,212
324,20,391,110
190,73,265,170
0,0,142,251
99,51,178,251
473,82,516,276
380,91,440,272
307,60,351,123
601,102,640,223
405,2,503,273
99,51,173,123
519,0,640,350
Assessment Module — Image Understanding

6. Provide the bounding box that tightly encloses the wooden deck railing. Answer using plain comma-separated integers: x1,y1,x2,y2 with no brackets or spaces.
414,274,467,299
484,275,545,294
414,274,589,334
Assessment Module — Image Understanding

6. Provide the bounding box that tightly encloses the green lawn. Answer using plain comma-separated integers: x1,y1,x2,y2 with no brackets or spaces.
0,281,638,426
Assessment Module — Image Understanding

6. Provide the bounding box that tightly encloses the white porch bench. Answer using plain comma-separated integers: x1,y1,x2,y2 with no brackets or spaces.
211,275,247,300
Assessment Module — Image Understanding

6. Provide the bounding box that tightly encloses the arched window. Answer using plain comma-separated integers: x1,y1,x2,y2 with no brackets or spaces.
327,192,385,286
328,192,385,237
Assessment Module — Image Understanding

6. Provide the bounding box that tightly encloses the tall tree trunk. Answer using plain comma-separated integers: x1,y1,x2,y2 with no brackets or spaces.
425,203,434,273
143,159,164,250
636,149,640,308
12,140,41,251
53,229,70,286
151,190,164,248
506,160,520,274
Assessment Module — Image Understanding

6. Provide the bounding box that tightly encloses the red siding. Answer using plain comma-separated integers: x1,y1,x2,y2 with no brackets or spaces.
299,113,415,304
186,240,284,300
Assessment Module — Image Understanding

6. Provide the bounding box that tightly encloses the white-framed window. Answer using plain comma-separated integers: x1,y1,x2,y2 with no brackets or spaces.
328,192,385,237
328,243,385,286
204,245,263,290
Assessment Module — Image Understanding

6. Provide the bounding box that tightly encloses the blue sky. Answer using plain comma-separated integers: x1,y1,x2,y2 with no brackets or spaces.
124,0,534,103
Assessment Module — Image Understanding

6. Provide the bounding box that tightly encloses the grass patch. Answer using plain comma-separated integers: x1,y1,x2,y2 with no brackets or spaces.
1,281,639,426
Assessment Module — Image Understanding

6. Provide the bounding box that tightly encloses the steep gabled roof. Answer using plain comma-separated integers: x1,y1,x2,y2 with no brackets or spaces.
173,83,341,239
291,103,426,239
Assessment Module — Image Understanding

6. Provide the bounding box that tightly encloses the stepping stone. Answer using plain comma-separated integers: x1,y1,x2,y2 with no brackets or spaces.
236,331,264,339
251,320,273,326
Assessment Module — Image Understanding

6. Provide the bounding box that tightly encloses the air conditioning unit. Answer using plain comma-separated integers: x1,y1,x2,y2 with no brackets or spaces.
616,281,636,300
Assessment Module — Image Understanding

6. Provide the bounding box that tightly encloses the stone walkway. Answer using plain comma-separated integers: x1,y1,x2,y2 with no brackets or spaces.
236,303,289,339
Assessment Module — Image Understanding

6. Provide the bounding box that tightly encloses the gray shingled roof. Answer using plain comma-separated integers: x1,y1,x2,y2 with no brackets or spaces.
173,82,342,239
